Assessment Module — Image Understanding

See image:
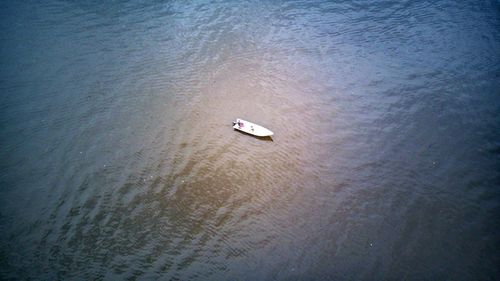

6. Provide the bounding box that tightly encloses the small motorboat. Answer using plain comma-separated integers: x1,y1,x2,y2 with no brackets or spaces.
232,118,274,137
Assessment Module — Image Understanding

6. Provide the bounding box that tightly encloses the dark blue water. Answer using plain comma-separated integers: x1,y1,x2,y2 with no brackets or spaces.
1,0,499,280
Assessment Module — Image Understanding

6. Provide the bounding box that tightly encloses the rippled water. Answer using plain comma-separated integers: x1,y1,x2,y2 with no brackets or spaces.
1,0,499,280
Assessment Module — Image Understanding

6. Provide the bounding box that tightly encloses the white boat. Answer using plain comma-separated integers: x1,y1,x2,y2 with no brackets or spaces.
233,118,274,137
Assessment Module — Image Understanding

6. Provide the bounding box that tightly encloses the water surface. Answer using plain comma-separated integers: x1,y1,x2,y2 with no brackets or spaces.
1,0,499,280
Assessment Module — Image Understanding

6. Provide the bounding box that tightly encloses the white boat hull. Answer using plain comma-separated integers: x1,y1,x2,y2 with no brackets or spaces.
233,118,274,137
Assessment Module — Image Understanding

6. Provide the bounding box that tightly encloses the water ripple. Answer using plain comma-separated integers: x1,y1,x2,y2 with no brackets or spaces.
1,0,499,280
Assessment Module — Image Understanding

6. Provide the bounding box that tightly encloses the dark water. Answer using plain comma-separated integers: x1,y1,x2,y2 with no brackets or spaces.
1,0,499,280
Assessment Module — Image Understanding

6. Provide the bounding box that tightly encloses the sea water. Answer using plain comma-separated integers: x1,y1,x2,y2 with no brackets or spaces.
1,1,499,280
